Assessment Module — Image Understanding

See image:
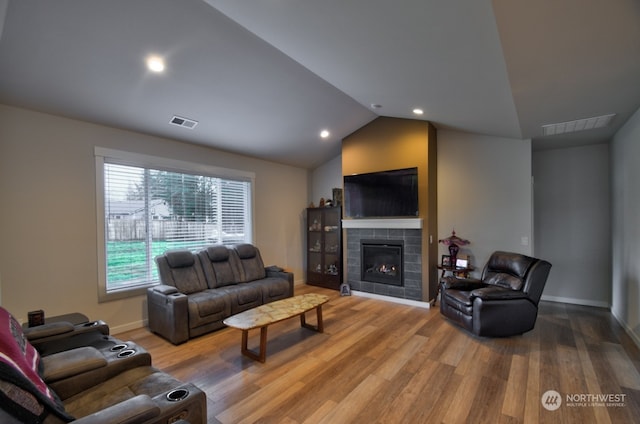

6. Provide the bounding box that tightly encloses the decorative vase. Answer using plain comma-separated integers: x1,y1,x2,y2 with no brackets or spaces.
439,230,469,268
448,243,460,266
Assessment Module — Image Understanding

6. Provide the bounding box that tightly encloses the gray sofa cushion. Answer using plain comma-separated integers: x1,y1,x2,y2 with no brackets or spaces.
157,250,208,295
218,284,263,315
165,250,195,268
205,245,229,262
187,291,230,329
250,277,292,303
199,246,241,288
171,266,208,295
233,244,266,282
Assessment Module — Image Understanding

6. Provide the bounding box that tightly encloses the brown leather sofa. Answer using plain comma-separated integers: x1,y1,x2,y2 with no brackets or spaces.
0,307,206,423
147,243,294,344
439,251,552,337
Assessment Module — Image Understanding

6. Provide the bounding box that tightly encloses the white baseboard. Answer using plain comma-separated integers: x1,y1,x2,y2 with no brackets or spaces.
610,309,640,350
540,294,610,309
351,290,431,309
111,319,146,335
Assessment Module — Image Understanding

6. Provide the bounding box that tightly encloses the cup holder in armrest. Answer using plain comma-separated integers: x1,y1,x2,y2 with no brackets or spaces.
116,349,136,358
110,343,128,352
166,388,189,402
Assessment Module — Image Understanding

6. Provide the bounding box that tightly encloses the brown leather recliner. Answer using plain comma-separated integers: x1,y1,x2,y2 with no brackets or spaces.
439,251,552,337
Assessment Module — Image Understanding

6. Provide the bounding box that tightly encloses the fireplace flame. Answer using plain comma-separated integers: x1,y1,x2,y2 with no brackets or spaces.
366,264,397,276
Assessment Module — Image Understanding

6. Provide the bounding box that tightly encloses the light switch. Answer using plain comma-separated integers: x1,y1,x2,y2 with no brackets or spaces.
521,236,529,246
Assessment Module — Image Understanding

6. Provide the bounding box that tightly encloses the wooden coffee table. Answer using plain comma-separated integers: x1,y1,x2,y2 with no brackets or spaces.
223,293,330,363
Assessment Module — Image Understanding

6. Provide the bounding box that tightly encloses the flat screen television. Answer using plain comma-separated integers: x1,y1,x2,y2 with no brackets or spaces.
344,167,419,218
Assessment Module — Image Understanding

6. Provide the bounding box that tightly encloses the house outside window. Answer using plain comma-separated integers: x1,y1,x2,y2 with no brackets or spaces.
95,148,254,302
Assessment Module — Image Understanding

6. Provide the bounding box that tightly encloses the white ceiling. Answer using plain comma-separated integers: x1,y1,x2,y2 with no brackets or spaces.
0,0,638,169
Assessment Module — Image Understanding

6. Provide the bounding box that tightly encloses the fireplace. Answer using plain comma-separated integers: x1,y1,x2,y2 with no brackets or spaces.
361,240,403,286
345,225,422,301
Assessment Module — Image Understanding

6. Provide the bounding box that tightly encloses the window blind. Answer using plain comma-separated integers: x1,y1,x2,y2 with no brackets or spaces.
103,162,251,293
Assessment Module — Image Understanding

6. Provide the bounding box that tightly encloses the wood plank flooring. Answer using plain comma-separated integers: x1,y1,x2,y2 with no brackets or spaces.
116,285,640,423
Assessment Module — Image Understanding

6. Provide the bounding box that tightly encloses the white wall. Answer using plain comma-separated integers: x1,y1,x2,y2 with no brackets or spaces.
436,130,533,275
611,106,640,346
533,144,611,307
0,104,308,331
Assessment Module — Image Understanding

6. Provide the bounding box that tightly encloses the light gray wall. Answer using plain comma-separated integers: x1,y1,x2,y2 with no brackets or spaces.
533,144,611,307
611,106,640,346
0,104,308,331
309,155,342,206
436,130,533,274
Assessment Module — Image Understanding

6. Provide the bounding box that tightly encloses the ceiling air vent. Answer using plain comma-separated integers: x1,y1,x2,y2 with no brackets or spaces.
170,115,198,129
542,113,615,136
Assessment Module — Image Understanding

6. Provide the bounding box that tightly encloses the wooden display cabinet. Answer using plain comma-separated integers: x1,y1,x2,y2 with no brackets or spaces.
306,206,342,290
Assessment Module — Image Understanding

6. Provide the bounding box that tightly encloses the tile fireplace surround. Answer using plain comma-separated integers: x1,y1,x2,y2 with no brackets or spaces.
344,219,423,301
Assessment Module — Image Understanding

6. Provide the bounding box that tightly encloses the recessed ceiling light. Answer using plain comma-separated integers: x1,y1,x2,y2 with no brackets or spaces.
413,108,424,115
146,56,165,73
320,130,330,139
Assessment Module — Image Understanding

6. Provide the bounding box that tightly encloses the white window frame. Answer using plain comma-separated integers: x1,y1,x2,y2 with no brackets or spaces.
95,147,255,302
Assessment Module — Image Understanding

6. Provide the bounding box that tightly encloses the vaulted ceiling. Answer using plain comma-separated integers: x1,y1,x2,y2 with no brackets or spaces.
0,0,638,169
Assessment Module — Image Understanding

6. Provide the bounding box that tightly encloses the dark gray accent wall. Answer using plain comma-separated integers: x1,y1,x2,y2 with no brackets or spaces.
346,228,422,301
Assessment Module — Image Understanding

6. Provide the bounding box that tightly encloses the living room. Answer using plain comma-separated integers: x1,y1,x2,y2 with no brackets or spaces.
1,1,640,422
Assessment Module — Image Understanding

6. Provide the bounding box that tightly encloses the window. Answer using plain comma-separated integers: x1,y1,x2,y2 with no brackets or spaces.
95,148,254,301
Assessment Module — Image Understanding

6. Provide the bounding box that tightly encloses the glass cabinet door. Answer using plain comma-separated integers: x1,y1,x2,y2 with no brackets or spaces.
306,207,342,290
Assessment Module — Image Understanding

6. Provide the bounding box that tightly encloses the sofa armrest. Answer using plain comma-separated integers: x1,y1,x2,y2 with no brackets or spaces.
40,347,107,382
266,267,294,294
150,284,179,295
440,277,484,291
27,320,110,351
24,321,74,340
146,287,189,345
266,268,293,283
72,394,160,424
470,286,530,301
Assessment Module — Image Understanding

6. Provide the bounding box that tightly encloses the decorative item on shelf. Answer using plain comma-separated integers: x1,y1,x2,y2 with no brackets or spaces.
319,197,325,207
441,255,451,267
309,202,315,208
310,240,321,252
439,230,470,266
455,256,469,268
340,282,351,296
325,199,333,207
309,219,322,231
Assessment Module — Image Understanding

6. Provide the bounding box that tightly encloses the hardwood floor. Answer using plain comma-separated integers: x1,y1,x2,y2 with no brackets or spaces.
117,285,640,423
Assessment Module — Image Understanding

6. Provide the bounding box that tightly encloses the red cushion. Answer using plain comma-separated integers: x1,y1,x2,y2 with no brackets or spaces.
0,307,53,402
